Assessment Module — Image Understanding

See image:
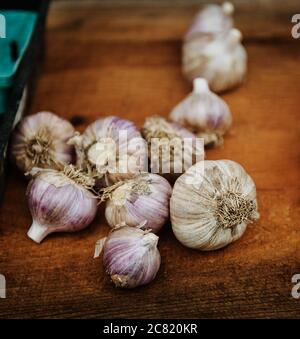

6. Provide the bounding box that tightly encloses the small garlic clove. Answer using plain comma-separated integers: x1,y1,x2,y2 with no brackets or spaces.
104,173,172,233
170,78,232,148
10,112,75,173
26,165,98,243
68,116,148,187
170,160,259,251
103,225,161,288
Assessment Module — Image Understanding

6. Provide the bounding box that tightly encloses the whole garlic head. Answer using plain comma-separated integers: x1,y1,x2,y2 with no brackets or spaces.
27,165,98,243
69,116,147,187
103,225,161,288
170,160,259,251
185,2,234,40
142,116,202,176
170,78,232,148
183,28,247,93
105,173,172,233
11,112,75,173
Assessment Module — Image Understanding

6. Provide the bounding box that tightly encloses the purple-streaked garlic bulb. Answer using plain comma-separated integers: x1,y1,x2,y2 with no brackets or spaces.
26,165,98,243
103,225,161,288
185,2,234,40
104,173,172,233
183,28,247,93
141,116,203,177
68,116,147,187
170,78,232,148
11,111,75,173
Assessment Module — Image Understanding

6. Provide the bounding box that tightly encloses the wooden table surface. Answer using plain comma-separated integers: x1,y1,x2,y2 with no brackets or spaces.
0,1,300,318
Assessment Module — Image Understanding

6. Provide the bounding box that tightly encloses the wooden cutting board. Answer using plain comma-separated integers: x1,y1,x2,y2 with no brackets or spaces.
0,1,299,318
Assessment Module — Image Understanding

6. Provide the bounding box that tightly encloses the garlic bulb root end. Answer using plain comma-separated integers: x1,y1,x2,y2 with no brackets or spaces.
27,220,50,244
197,132,223,148
216,192,257,229
63,164,95,190
111,274,130,288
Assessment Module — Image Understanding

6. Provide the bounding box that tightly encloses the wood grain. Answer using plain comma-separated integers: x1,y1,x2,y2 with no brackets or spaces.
0,2,299,318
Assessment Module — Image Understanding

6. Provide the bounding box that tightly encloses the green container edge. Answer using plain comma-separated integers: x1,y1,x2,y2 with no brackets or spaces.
0,10,38,114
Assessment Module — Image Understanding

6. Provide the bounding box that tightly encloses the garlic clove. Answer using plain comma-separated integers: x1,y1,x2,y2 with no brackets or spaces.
11,112,75,173
170,160,259,251
103,225,161,288
170,78,232,148
104,173,172,233
26,165,98,243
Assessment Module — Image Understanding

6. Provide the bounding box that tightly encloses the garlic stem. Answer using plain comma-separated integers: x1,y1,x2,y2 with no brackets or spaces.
228,28,242,46
142,232,159,247
27,220,50,244
193,78,209,94
222,2,234,15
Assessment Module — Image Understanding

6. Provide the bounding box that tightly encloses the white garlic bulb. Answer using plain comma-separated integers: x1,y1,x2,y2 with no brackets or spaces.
170,160,259,251
103,225,161,288
69,116,147,187
11,112,75,173
183,28,247,93
105,173,172,233
170,78,232,148
142,116,202,176
185,2,234,40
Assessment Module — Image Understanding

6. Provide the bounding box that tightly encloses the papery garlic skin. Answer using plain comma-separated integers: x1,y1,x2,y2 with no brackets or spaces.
103,226,161,288
183,28,247,93
105,173,172,233
185,2,234,40
142,116,200,176
170,160,259,251
11,112,75,173
69,116,147,187
170,78,232,147
27,166,98,243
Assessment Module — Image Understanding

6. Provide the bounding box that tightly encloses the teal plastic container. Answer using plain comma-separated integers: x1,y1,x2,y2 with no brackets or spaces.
0,10,37,115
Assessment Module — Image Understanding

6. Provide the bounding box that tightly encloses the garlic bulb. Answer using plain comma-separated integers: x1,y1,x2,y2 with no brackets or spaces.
103,225,161,288
170,78,232,148
142,116,203,176
183,28,247,93
11,111,75,173
27,165,98,243
69,116,147,187
105,173,172,233
185,2,234,40
170,160,259,251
